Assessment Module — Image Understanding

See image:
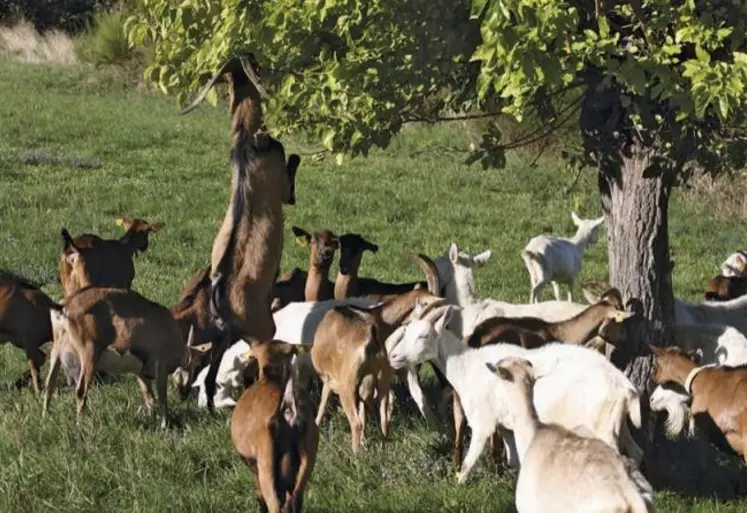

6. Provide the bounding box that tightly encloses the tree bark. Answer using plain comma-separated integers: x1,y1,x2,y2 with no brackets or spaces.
598,147,675,385
582,86,747,497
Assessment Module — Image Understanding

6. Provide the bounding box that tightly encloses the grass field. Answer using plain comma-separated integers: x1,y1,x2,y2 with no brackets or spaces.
1,58,747,512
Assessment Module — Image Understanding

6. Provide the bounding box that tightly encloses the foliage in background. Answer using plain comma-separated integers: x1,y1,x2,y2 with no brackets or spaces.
0,0,125,33
75,11,134,66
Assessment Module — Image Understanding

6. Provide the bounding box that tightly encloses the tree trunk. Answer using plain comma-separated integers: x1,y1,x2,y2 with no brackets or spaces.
583,87,747,497
598,147,675,385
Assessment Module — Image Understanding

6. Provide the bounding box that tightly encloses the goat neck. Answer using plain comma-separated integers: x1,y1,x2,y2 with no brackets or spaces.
550,302,613,343
502,371,539,466
305,256,333,302
334,270,358,299
570,223,598,250
229,79,264,142
655,352,697,389
433,328,468,390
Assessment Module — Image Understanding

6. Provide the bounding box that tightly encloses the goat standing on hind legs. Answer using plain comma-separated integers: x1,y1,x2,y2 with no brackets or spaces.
178,54,300,411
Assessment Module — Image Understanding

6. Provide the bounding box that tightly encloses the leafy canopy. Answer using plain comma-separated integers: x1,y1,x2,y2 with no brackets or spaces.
128,0,747,171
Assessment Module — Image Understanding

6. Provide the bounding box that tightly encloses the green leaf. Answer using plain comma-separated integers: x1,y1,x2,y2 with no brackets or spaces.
695,45,711,63
597,15,609,39
322,130,336,150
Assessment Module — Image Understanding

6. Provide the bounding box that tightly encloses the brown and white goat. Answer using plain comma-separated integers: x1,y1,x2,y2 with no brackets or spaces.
59,216,164,297
704,275,747,302
650,344,747,463
466,288,630,350
0,271,59,394
42,287,206,426
333,233,429,301
232,340,318,513
178,54,300,411
271,227,339,310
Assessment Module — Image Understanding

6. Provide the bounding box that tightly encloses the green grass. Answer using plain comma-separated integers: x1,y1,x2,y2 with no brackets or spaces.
1,58,746,512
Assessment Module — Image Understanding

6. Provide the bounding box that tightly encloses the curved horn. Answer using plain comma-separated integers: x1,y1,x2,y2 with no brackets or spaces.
178,55,266,116
410,253,440,296
186,324,195,347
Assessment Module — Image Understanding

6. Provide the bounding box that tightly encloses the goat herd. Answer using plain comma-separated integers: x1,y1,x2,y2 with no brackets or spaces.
4,54,747,513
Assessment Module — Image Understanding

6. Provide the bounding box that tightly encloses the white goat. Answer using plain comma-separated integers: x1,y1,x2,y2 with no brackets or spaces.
521,212,605,303
192,339,253,409
272,298,377,344
432,243,592,339
396,322,642,483
721,251,747,277
487,357,653,513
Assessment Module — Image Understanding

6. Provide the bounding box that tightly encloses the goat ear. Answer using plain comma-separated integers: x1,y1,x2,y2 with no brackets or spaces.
686,348,703,364
412,298,423,318
148,221,165,233
434,307,453,334
294,343,313,355
486,362,514,382
571,211,582,225
292,226,311,247
582,288,600,304
281,372,299,427
366,242,379,253
594,216,605,226
114,216,133,230
185,325,195,347
449,243,459,263
473,250,492,266
648,344,663,356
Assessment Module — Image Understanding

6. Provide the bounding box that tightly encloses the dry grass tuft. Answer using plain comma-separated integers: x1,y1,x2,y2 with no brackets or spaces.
0,21,77,65
680,170,747,221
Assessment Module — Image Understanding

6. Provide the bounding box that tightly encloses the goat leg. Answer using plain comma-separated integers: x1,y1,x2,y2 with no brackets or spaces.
204,330,231,413
26,346,45,396
452,392,467,469
42,338,63,415
290,425,319,513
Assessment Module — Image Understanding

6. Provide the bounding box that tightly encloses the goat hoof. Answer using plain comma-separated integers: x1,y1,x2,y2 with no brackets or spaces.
456,471,467,484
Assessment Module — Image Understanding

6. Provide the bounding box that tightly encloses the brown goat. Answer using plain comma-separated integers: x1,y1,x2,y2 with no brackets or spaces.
178,54,300,411
0,271,59,394
704,275,747,302
58,216,164,297
42,287,206,426
466,288,630,349
311,305,392,454
650,344,747,463
232,340,318,513
333,233,428,301
311,253,444,453
270,227,339,311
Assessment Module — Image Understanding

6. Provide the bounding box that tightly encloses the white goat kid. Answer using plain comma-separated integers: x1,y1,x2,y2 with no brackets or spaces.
488,357,654,513
522,212,605,303
432,244,590,339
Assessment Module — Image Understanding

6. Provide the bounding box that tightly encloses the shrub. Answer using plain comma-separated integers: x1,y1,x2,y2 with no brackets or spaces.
75,11,132,66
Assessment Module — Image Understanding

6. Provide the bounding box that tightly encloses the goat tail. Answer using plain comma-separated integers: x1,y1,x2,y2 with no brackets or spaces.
61,228,76,251
627,393,642,430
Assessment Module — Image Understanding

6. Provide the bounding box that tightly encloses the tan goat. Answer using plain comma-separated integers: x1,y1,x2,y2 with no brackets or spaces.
650,344,747,463
311,305,392,454
232,340,318,513
42,287,206,426
311,253,444,453
59,216,164,297
333,233,428,301
271,227,340,311
179,54,300,411
0,271,59,394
